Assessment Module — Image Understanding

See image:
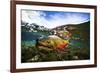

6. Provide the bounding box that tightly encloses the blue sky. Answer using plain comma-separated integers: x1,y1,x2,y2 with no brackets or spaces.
22,10,90,29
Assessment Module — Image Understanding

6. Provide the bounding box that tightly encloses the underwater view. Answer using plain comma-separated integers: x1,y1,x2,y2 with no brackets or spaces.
21,10,90,63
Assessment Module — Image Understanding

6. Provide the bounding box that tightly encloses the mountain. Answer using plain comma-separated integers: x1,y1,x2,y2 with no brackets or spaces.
66,21,90,42
52,21,90,31
21,21,50,32
21,21,51,41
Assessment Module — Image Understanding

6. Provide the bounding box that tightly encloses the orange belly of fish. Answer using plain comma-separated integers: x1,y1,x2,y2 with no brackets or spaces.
57,43,68,49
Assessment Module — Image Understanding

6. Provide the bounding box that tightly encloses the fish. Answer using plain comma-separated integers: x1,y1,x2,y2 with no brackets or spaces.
37,35,69,50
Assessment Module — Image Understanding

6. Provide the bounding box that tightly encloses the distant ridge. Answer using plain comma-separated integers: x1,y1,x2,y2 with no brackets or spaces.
51,21,90,30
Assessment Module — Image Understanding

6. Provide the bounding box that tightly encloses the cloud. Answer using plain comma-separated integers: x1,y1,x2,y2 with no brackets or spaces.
22,10,90,29
22,10,49,27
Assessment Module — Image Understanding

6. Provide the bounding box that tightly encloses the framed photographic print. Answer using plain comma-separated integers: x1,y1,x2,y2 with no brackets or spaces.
10,0,97,72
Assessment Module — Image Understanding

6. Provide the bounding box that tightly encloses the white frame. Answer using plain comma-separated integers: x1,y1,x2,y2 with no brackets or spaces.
16,4,95,69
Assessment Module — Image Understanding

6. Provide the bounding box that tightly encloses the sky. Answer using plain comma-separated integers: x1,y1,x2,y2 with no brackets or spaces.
21,10,90,29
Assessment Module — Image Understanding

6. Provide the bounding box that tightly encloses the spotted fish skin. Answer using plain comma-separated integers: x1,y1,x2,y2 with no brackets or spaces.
37,35,69,50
